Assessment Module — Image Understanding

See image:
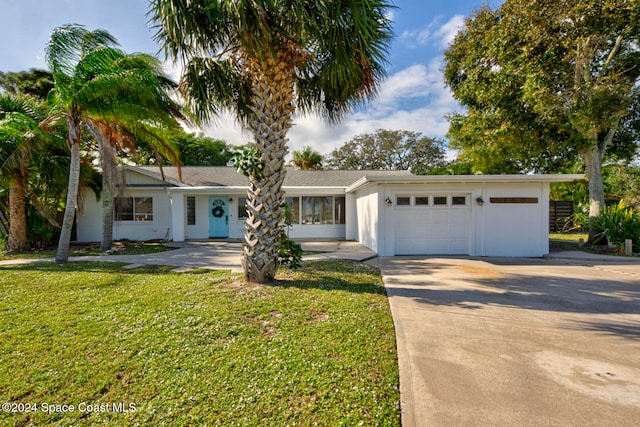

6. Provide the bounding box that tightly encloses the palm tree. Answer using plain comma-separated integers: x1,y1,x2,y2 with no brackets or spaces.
292,146,323,170
85,52,185,251
46,24,186,263
150,0,393,282
0,94,49,251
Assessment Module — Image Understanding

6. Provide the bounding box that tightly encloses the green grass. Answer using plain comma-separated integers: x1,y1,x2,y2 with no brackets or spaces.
0,261,400,426
549,233,588,242
0,241,173,261
549,233,588,252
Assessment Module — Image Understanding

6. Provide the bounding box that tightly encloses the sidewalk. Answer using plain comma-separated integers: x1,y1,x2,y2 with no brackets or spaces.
546,250,640,263
0,240,377,272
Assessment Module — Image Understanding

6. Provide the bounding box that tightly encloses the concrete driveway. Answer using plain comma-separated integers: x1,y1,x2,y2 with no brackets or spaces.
371,255,640,427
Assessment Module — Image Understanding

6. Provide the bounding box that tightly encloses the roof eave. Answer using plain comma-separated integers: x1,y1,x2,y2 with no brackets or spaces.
124,165,188,187
346,174,586,193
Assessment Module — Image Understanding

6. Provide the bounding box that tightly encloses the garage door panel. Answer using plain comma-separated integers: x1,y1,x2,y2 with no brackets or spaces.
395,227,415,239
430,224,451,239
449,239,468,252
394,197,470,255
431,211,449,223
431,240,449,253
394,240,414,254
450,226,468,239
449,210,466,222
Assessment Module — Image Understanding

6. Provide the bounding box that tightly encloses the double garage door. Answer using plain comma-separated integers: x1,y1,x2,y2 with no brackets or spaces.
394,194,470,255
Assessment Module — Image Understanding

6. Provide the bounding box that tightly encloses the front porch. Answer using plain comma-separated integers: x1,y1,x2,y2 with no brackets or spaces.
169,190,356,243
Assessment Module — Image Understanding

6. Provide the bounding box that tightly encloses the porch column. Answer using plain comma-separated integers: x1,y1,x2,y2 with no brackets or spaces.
345,193,357,240
170,191,185,242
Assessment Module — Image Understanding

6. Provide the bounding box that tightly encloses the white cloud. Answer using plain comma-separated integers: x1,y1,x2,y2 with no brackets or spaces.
401,15,465,50
434,15,466,49
197,61,462,157
400,26,435,48
373,60,445,114
162,59,184,84
183,58,461,158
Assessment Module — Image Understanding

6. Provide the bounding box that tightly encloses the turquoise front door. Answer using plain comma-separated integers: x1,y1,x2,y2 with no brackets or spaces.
208,196,229,238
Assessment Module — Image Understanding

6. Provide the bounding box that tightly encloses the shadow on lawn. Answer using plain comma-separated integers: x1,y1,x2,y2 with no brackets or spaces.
268,259,387,295
0,259,386,296
0,262,188,275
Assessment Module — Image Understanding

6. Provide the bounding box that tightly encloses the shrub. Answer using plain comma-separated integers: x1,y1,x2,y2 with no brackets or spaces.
591,201,640,252
279,231,303,268
279,202,302,268
567,202,590,232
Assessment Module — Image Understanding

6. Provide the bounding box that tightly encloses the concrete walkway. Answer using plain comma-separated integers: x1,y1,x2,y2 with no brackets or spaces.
370,254,640,426
0,240,377,272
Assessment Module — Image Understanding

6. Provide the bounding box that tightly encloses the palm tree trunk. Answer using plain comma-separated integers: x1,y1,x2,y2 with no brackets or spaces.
99,142,117,251
100,172,114,251
55,117,82,264
7,174,29,252
242,54,295,283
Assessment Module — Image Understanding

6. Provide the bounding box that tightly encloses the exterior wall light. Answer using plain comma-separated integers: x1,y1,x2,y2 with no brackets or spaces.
476,196,484,206
385,197,392,206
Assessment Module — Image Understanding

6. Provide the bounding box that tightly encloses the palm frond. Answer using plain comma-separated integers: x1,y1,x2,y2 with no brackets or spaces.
0,94,50,175
180,56,251,123
149,0,237,62
46,24,119,77
151,0,394,124
295,0,393,122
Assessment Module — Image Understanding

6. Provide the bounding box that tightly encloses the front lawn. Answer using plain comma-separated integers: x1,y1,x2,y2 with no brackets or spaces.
0,261,400,426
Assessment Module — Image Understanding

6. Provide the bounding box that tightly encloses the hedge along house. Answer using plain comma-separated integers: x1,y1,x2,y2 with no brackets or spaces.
75,165,583,257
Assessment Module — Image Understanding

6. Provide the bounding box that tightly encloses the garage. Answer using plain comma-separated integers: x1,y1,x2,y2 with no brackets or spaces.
393,194,471,255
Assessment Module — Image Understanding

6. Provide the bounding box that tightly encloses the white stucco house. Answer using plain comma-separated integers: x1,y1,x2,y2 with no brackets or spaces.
76,166,583,257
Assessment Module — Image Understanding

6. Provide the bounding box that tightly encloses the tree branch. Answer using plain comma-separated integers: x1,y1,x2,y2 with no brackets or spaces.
598,33,625,83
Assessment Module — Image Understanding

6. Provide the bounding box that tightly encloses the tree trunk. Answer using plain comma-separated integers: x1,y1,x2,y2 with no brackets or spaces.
7,174,29,252
581,145,606,244
55,117,82,264
99,142,116,252
242,54,295,283
100,172,114,251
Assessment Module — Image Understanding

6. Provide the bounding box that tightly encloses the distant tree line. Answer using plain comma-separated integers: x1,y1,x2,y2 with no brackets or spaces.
319,129,446,174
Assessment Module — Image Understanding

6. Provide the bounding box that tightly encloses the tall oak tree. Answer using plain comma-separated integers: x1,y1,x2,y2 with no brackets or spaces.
444,0,640,240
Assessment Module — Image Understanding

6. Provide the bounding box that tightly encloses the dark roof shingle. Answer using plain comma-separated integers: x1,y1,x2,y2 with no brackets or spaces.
136,166,412,187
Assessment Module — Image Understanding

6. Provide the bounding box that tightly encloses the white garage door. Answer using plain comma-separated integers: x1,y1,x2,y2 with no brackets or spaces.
394,194,470,255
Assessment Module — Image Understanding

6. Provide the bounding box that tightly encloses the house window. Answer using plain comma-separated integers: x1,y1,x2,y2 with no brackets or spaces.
302,196,333,224
452,196,466,206
187,196,196,225
243,195,344,225
285,197,300,224
334,196,346,224
115,197,153,221
238,197,248,219
396,196,410,206
433,196,447,206
415,196,429,206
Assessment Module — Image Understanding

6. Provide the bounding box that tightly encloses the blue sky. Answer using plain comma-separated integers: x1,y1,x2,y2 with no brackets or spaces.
0,0,500,155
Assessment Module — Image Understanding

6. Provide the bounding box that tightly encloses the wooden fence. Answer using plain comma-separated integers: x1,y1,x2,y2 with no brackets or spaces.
549,200,574,232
